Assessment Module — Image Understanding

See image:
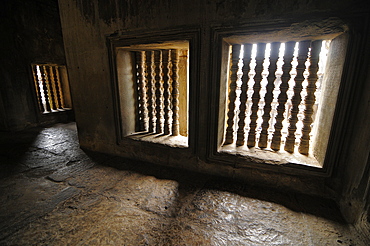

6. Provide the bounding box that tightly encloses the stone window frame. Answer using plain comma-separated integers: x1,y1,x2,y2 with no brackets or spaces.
207,18,355,177
30,63,72,114
107,28,200,152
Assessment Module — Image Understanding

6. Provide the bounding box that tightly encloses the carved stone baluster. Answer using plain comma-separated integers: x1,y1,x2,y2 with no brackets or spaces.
32,65,45,112
258,42,280,149
247,43,266,147
299,40,322,155
146,51,156,132
162,50,171,135
224,44,241,145
284,41,310,153
39,66,51,112
135,51,147,131
44,66,57,111
54,66,65,109
48,66,59,109
171,49,180,136
271,42,295,151
155,50,164,134
236,44,252,146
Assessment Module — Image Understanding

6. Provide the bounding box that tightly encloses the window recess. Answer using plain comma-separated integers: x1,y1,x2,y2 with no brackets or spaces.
115,41,189,147
217,28,347,169
31,64,72,114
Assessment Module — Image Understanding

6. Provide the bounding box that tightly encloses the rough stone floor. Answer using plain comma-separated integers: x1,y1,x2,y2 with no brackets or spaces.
0,122,368,245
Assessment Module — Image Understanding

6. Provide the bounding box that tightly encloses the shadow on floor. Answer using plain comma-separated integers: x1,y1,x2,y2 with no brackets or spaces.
0,128,42,179
83,149,345,224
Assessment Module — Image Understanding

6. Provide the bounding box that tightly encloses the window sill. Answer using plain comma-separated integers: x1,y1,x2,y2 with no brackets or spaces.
42,108,72,114
219,143,322,168
127,132,188,148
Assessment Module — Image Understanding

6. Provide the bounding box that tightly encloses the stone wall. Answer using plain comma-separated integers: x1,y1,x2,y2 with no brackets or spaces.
0,0,71,131
58,0,370,230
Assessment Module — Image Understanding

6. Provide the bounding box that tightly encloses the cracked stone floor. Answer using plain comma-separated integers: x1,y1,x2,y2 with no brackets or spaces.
0,122,368,245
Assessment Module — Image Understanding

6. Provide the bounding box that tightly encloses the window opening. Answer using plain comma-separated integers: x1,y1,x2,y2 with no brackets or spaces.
134,49,184,136
115,41,189,147
222,39,330,162
31,64,71,114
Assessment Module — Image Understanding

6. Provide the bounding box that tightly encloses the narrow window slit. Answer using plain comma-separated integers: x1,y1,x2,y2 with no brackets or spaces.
32,65,44,112
47,66,58,111
155,50,164,134
224,44,241,144
135,51,148,132
247,43,267,147
298,40,322,155
259,42,280,149
39,65,52,112
146,50,156,133
270,41,295,150
52,66,64,109
284,41,310,153
236,44,252,146
162,50,172,135
255,43,271,146
171,49,180,136
36,66,48,112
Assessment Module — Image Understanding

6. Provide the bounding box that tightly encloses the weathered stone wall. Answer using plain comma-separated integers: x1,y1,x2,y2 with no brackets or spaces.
0,0,69,131
58,0,370,228
338,37,370,228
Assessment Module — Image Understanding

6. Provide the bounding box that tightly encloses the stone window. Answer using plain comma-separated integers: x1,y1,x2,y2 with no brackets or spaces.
211,19,349,170
111,41,189,147
31,64,72,114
